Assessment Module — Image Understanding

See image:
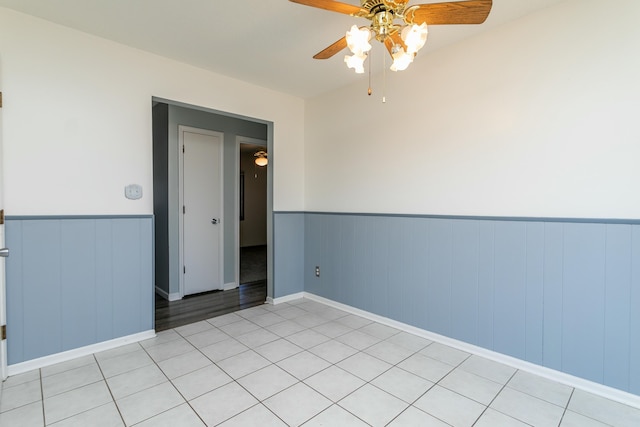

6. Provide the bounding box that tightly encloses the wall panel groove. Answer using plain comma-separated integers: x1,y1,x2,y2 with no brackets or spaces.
5,216,154,365
299,212,640,396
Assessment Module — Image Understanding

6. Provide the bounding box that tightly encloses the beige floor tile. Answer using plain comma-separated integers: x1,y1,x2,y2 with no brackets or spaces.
264,382,332,427
116,382,184,426
218,403,287,427
339,384,408,427
171,364,233,401
237,365,299,401
304,366,365,402
48,402,123,427
191,382,258,426
413,385,486,427
0,378,42,413
134,403,205,427
0,401,44,427
44,381,112,425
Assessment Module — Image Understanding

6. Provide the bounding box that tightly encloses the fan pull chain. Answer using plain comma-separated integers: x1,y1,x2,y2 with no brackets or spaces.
382,50,386,103
368,51,372,96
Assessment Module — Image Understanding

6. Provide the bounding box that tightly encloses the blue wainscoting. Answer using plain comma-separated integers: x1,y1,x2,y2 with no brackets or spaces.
303,213,640,395
5,216,154,365
273,212,305,298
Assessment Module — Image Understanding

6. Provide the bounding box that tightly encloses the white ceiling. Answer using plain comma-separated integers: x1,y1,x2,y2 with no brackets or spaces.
0,0,565,98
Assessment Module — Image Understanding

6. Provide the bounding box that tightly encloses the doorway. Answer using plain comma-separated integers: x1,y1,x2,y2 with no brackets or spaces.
237,138,268,288
152,100,273,330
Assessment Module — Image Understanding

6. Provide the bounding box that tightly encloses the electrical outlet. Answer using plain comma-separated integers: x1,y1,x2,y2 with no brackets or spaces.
315,266,320,277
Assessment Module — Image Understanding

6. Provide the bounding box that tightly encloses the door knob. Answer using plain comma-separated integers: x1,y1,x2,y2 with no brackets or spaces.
0,248,9,258
211,218,218,225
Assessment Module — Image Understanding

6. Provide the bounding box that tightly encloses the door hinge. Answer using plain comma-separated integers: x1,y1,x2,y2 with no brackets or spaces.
182,145,185,153
183,205,186,214
0,92,3,108
1,325,6,340
183,266,186,274
0,209,4,225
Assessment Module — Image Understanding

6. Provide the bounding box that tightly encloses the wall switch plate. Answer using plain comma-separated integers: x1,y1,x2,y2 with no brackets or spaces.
125,184,143,200
315,266,320,277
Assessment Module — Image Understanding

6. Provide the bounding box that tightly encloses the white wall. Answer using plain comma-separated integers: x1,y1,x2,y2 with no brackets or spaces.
304,0,640,219
0,8,304,215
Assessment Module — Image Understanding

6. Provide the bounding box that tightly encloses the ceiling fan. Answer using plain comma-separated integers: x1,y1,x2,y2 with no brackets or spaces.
290,0,492,73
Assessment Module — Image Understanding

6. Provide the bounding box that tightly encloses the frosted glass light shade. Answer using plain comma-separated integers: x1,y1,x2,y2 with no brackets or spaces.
346,25,372,56
255,156,268,166
401,23,428,54
390,48,413,71
344,53,367,74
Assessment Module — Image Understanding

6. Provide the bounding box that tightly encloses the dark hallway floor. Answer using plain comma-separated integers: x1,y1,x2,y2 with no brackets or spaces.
155,281,266,331
240,245,267,284
155,245,268,331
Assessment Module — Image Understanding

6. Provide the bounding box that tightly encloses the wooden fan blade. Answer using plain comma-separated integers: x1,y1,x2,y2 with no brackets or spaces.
289,0,364,16
405,0,492,25
314,36,348,59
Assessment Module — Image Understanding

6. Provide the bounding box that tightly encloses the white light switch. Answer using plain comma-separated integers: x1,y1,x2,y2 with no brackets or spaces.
125,184,143,200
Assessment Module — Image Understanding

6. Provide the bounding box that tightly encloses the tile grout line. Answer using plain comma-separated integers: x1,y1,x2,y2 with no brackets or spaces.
470,369,521,426
214,302,378,426
217,304,335,426
395,349,476,426
271,303,451,425
93,351,129,426
249,307,412,426
38,368,45,426
137,339,210,427
183,318,289,426
557,388,576,427
184,308,319,426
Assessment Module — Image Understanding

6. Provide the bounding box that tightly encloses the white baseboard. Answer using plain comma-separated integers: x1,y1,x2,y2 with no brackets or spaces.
270,292,304,305
155,286,181,302
302,292,640,410
7,330,156,377
223,282,238,291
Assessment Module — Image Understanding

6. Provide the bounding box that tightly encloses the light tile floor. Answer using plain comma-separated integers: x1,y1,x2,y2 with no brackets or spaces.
2,298,640,426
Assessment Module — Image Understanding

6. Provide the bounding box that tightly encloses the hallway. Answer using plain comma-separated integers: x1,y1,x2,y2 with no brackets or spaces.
155,245,268,331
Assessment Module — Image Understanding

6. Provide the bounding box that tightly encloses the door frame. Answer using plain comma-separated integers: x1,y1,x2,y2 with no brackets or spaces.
178,125,224,298
0,214,6,383
151,97,275,304
235,136,267,287
0,85,6,382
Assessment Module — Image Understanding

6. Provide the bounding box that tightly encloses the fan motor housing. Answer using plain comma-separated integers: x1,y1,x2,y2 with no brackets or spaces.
362,0,387,13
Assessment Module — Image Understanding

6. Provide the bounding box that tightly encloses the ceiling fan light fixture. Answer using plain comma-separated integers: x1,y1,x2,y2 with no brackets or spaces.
290,0,493,93
254,151,268,166
390,47,413,71
344,53,367,73
401,22,428,54
345,25,372,56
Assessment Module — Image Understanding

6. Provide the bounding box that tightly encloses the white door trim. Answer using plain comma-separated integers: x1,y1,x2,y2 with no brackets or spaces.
178,125,224,298
0,83,7,382
235,136,267,288
0,222,6,382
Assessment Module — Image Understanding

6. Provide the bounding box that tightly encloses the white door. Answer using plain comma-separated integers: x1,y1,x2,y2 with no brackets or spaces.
180,127,224,296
